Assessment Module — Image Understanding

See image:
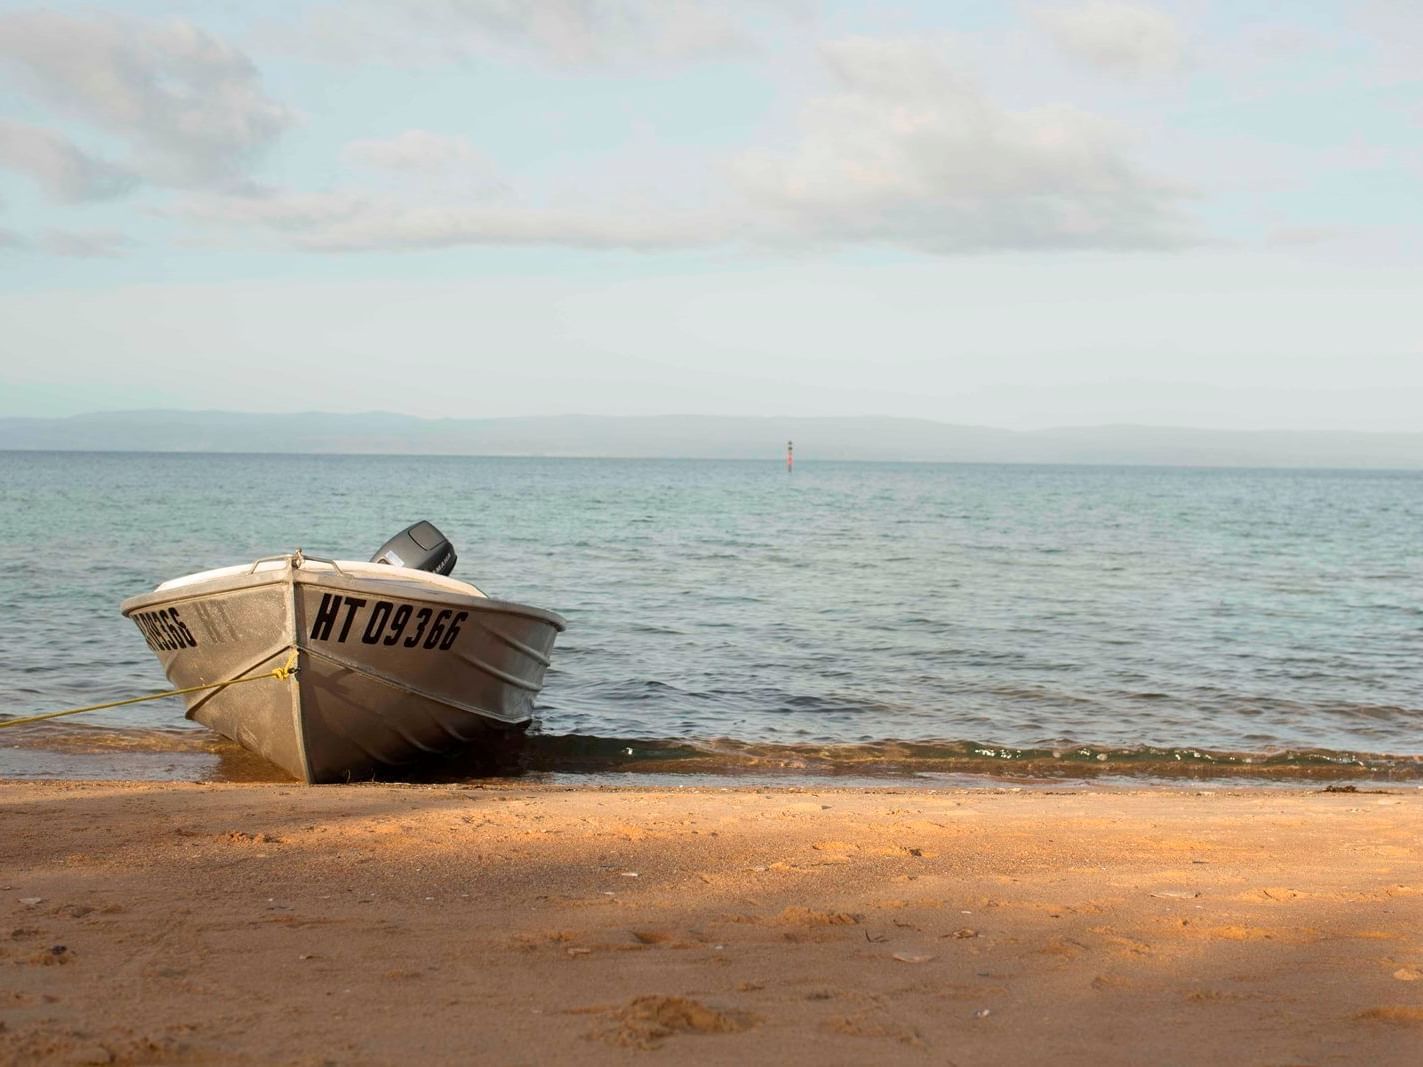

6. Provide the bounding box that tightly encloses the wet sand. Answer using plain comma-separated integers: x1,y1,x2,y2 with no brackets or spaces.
2,781,1421,1065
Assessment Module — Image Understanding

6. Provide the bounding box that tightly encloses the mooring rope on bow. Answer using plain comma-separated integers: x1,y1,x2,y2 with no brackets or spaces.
0,650,299,730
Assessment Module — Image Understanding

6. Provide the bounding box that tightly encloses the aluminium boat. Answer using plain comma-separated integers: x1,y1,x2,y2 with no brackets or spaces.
119,522,565,783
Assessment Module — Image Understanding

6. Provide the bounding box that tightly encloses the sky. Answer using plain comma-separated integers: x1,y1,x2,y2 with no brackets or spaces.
0,0,1419,430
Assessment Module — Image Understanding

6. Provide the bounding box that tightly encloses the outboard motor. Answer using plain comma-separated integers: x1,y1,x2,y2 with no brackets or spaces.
370,521,457,576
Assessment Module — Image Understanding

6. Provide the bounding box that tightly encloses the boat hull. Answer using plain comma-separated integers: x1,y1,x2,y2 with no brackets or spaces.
120,558,565,783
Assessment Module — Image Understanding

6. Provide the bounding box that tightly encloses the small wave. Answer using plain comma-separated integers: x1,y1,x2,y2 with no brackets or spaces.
8,724,1421,785
501,734,1423,784
1,720,222,754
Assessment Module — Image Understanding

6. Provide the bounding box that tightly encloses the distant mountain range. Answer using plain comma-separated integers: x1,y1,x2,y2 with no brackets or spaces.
2,410,1422,469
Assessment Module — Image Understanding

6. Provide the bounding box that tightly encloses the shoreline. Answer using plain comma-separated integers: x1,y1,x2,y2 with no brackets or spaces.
3,780,1421,1064
5,722,1422,789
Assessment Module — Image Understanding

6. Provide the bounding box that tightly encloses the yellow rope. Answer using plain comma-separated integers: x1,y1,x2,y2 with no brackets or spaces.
0,650,300,730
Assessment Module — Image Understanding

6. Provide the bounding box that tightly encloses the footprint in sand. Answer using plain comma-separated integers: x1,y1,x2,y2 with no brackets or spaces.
591,995,755,1049
630,930,683,946
824,1010,926,1049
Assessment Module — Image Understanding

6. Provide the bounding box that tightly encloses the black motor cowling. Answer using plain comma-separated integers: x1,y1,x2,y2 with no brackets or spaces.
370,521,457,576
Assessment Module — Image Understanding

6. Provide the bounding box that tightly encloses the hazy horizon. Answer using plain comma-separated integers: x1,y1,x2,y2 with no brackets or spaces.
8,404,1423,432
7,378,1423,436
7,405,1423,437
7,409,1423,469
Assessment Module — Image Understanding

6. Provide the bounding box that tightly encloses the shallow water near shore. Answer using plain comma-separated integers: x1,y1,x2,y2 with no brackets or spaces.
1,451,1420,785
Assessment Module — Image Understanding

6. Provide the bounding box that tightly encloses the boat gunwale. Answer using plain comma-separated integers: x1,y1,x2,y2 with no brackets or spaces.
120,572,291,616
120,567,567,631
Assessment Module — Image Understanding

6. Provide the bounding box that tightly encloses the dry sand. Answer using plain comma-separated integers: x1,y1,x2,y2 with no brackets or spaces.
1,780,1421,1065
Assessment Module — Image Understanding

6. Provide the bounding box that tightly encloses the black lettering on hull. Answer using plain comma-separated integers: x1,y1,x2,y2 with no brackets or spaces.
306,594,470,653
132,607,198,652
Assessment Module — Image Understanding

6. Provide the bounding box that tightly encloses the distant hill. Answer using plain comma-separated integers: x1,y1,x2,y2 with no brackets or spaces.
2,410,1422,468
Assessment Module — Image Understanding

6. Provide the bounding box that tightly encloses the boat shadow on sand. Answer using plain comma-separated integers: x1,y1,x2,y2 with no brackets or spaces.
208,729,540,784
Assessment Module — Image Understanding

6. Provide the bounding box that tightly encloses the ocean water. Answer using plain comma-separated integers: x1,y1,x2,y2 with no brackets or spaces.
1,452,1420,784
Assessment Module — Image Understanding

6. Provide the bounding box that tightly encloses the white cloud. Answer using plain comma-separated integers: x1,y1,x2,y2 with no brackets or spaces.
1265,226,1348,248
286,0,767,67
0,11,290,189
166,38,1190,256
38,228,131,258
0,119,135,201
162,35,1191,256
0,222,133,257
1036,2,1186,78
343,130,493,174
167,189,715,252
731,37,1191,252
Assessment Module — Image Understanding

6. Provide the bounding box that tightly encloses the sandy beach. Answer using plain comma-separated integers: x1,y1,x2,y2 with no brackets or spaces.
1,781,1420,1065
